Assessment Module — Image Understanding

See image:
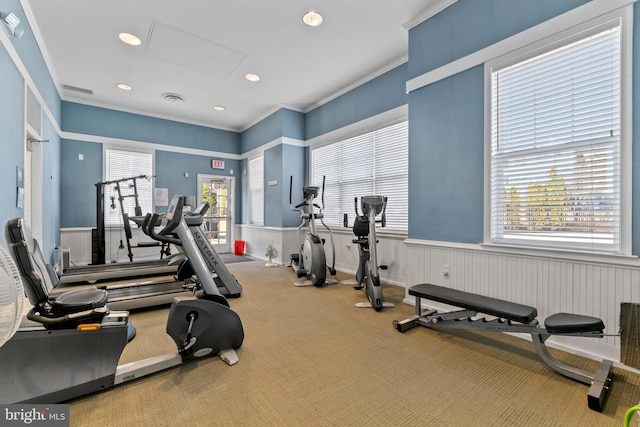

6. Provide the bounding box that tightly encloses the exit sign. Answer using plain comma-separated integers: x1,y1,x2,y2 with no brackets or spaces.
212,160,225,169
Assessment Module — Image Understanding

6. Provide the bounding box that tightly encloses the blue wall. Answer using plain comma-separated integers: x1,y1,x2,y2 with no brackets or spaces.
62,102,240,154
60,140,103,227
0,44,25,245
10,0,633,262
408,67,484,243
408,0,590,79
0,0,61,261
241,108,306,227
282,145,306,227
264,145,283,227
305,63,408,140
405,0,631,247
240,108,305,153
59,102,246,226
0,0,60,261
155,150,241,216
1,0,61,123
40,116,61,257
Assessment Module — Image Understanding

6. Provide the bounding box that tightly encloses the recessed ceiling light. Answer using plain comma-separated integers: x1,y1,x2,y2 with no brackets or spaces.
213,105,225,111
116,83,132,91
162,93,184,103
245,73,260,82
118,32,141,46
302,11,323,27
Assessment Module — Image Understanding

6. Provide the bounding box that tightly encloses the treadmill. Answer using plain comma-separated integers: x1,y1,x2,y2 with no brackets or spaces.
57,256,179,285
58,177,181,285
95,203,242,311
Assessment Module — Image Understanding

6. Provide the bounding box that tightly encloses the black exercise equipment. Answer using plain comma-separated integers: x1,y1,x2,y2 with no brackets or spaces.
289,176,336,287
94,174,168,264
393,283,616,412
343,196,394,311
0,195,244,403
57,176,179,285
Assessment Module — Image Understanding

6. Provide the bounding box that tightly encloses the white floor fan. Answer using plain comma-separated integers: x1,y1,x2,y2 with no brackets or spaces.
0,243,25,348
265,243,278,267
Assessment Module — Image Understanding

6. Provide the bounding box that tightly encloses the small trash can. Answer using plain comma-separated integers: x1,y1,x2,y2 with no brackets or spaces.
234,240,246,256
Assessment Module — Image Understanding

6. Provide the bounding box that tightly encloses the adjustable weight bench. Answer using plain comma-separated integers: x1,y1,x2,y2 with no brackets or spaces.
393,283,615,412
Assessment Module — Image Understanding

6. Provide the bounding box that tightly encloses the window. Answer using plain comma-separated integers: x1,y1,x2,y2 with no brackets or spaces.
488,23,622,253
104,148,153,227
311,121,408,231
248,156,264,226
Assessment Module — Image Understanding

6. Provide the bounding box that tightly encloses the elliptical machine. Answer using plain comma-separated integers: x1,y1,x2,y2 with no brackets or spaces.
289,176,336,287
344,196,394,311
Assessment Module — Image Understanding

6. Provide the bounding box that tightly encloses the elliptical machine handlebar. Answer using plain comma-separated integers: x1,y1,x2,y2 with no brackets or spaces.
380,196,388,228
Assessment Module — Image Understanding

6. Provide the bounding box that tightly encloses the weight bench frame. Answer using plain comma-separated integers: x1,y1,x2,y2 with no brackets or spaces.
393,283,615,412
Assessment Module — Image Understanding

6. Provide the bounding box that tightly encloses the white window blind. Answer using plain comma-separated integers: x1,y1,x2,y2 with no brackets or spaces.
104,148,153,227
311,121,408,231
489,24,621,253
248,156,264,226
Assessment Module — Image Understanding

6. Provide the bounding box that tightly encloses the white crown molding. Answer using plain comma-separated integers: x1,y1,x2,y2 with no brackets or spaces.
61,131,243,160
303,55,408,114
406,0,636,94
403,0,459,30
20,0,63,100
305,105,407,150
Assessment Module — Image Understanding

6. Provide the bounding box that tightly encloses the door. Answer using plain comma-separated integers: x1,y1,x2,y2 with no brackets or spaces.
197,174,234,253
24,133,43,244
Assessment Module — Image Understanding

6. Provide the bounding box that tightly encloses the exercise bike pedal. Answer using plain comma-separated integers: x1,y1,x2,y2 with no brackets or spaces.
353,286,363,290
379,265,388,270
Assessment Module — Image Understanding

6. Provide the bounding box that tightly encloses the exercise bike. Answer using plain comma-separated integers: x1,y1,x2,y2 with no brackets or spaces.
0,195,244,404
343,196,394,311
289,176,336,287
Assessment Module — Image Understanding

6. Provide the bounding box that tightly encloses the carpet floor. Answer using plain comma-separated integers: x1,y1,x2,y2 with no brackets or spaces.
66,261,640,426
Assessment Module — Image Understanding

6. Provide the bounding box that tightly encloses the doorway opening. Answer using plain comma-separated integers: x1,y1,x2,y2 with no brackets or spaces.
197,175,234,254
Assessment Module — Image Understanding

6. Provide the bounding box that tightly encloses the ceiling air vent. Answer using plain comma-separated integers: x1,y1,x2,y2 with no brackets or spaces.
62,84,94,95
162,93,184,103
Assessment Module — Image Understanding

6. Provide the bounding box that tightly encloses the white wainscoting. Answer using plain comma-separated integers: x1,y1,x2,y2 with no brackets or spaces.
404,239,640,364
237,225,408,286
236,225,298,265
60,227,168,266
63,222,638,365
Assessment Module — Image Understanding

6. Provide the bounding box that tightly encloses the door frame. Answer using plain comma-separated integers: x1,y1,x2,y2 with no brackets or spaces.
196,174,235,253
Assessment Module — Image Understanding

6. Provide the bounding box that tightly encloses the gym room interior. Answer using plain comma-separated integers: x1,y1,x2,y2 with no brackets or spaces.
1,0,640,426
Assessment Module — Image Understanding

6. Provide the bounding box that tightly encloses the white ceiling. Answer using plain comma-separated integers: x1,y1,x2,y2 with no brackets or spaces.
23,0,438,132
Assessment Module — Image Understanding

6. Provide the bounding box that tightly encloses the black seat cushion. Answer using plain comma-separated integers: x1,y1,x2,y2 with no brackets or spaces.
409,283,538,324
544,313,604,334
50,288,108,315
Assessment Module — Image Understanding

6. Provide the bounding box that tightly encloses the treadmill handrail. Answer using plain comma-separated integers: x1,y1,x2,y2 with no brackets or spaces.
144,214,181,246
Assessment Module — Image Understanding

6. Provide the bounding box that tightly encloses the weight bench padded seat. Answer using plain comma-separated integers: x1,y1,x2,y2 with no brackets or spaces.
409,283,538,324
545,313,604,334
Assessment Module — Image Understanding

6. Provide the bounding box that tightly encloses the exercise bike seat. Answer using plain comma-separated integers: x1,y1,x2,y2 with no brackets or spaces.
544,313,604,334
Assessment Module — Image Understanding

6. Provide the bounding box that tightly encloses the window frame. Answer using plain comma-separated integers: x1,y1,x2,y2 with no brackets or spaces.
310,119,409,233
483,11,632,255
248,155,264,226
103,146,155,228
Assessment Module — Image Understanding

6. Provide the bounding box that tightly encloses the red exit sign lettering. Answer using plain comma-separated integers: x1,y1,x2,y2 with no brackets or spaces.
212,160,225,169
